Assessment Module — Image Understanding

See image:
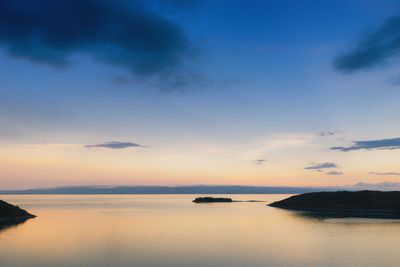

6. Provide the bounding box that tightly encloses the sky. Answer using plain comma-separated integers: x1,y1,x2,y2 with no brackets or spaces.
1,0,400,189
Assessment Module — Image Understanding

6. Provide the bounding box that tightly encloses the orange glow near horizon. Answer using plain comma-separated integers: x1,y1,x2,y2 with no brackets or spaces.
1,140,399,189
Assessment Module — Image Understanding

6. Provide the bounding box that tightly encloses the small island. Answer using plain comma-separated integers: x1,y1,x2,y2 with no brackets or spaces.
0,199,36,225
269,190,400,218
193,197,233,203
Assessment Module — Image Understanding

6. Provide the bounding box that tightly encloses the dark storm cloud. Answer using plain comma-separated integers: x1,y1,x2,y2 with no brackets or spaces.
305,162,337,170
0,0,189,76
334,15,400,72
331,137,400,152
85,141,144,149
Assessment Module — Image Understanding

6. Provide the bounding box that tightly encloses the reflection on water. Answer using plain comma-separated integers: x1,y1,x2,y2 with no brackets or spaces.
324,218,400,223
0,194,400,267
0,219,29,232
285,208,400,221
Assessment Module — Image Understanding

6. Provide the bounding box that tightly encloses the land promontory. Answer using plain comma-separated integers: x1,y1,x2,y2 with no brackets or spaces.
269,191,400,217
0,199,36,224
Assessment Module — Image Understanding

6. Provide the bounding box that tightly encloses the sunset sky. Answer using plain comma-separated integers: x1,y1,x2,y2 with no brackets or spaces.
1,0,400,189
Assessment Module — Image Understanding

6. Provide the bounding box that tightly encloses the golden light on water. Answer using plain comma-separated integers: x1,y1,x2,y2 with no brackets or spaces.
1,195,400,267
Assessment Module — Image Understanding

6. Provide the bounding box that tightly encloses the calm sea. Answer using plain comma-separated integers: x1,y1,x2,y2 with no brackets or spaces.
1,194,400,267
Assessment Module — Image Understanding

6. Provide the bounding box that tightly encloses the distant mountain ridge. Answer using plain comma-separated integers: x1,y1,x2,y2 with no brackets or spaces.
1,182,399,195
0,185,337,194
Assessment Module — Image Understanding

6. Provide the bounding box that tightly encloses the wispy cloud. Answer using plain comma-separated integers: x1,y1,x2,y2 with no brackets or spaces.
370,172,400,176
334,14,400,72
305,162,337,170
112,72,243,92
238,133,317,162
326,171,343,176
318,130,338,137
259,133,317,151
254,159,267,165
85,141,144,149
331,137,400,152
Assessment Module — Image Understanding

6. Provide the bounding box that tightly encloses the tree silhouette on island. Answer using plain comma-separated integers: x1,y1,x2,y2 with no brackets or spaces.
193,197,233,203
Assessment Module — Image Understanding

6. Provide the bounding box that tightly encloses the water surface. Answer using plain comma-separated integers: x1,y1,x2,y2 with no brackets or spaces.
1,194,399,267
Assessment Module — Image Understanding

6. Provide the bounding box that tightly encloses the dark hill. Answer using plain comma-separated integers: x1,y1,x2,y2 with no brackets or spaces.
0,199,36,224
269,191,400,218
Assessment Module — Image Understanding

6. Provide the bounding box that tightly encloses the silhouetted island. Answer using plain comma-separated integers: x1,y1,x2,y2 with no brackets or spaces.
0,199,36,225
269,191,400,218
193,197,233,203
